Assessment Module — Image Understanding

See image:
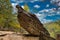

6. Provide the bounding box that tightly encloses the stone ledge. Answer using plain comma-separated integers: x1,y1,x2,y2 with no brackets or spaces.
0,34,39,40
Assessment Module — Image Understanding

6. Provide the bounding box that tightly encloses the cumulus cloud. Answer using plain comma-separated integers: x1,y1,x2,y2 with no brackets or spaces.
41,19,53,23
21,6,24,9
35,13,47,23
30,1,35,3
35,8,60,23
11,0,16,2
51,0,60,6
11,3,18,13
11,0,24,3
34,5,40,8
57,11,60,15
39,9,49,12
50,0,60,10
31,0,45,1
30,0,44,3
39,8,56,13
11,3,24,13
38,8,58,16
12,3,18,7
35,13,53,23
46,4,49,8
11,0,44,3
35,13,46,19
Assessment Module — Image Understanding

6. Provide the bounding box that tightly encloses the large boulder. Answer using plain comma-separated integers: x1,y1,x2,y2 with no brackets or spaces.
16,5,50,36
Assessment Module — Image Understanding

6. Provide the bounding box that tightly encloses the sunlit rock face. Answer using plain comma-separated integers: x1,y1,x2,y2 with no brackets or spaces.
16,5,56,40
16,5,50,36
0,31,55,40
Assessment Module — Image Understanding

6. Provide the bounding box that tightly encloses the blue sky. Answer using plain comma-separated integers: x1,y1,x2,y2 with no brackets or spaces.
10,0,60,23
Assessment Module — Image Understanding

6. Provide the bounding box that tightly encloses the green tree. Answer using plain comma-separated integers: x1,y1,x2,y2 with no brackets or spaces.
24,4,30,12
0,0,12,28
44,20,60,38
0,0,20,31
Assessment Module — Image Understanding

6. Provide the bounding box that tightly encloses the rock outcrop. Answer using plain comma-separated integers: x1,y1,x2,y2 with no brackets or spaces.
16,5,50,36
0,31,39,40
16,5,56,40
0,31,56,40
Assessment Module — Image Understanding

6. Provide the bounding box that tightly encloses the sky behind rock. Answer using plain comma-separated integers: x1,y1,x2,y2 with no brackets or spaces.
10,0,60,23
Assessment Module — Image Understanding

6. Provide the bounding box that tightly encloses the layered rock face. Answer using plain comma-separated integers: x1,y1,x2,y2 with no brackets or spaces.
0,31,56,40
16,5,50,36
0,31,39,40
16,5,55,40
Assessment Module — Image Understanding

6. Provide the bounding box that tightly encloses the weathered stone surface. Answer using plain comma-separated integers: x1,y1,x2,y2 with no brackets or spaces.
0,31,56,40
16,5,50,36
0,33,56,40
56,33,60,40
15,5,56,40
0,31,39,40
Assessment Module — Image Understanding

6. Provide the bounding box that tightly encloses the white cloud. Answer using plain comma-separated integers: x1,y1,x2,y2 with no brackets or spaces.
51,0,60,10
47,14,56,16
38,8,57,16
30,0,39,1
11,3,24,13
50,0,60,3
11,0,16,2
35,13,42,17
35,8,60,20
11,0,46,3
46,4,49,7
57,2,60,6
51,0,60,6
34,5,40,8
11,0,45,3
12,3,18,7
30,1,35,3
35,8,60,23
57,11,60,15
43,9,49,12
33,0,45,2
39,9,49,13
35,13,46,19
35,13,47,23
35,13,53,23
41,19,53,23
34,0,38,1
40,0,45,2
11,0,24,3
55,0,60,2
21,6,24,9
30,0,45,3
17,1,24,3
11,0,38,3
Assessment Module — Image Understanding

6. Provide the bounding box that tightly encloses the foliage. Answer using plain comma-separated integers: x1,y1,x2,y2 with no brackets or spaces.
24,4,30,12
0,0,20,32
44,20,60,38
